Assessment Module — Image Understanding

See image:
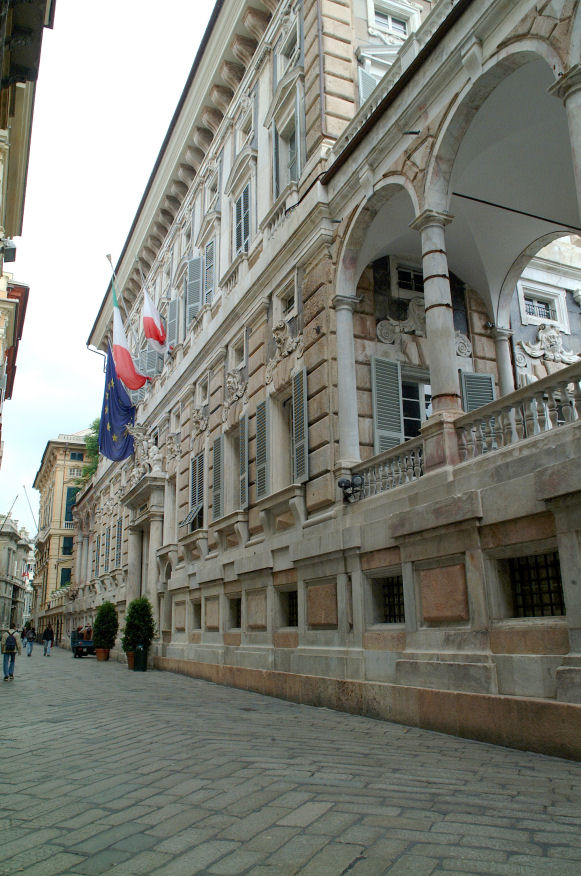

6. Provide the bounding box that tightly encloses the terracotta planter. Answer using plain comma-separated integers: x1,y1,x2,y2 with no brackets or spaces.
126,651,135,670
95,648,110,661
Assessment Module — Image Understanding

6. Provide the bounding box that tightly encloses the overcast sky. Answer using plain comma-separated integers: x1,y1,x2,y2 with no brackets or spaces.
0,0,216,535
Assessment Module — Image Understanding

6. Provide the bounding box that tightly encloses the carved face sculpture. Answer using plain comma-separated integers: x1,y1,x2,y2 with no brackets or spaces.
538,324,562,355
273,321,287,350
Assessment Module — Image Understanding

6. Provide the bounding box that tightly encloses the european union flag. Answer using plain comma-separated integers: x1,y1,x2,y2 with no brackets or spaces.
98,344,135,461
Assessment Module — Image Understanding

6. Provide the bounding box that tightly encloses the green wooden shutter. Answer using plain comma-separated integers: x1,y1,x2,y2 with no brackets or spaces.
167,298,179,349
372,356,404,453
242,184,250,252
255,399,270,500
292,367,308,483
460,372,496,412
239,413,249,510
212,435,224,521
186,257,202,327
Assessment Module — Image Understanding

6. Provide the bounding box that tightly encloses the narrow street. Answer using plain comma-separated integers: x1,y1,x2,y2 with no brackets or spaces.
1,646,581,875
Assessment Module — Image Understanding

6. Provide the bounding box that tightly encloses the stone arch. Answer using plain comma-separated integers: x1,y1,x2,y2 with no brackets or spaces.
496,231,572,328
425,42,565,213
335,177,420,300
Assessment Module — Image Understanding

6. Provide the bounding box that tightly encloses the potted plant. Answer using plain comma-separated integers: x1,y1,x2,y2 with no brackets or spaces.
92,601,119,661
122,597,155,671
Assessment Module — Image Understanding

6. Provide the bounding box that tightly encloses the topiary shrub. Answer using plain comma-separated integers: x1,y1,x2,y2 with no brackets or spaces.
92,601,119,649
121,597,156,652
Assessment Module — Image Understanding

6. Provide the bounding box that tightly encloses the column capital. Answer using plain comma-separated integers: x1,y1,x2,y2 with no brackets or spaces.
549,64,581,103
410,209,454,233
492,326,513,341
332,294,359,312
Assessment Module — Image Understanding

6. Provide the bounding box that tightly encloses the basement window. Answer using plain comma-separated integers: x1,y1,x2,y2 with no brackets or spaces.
371,575,405,623
506,552,565,618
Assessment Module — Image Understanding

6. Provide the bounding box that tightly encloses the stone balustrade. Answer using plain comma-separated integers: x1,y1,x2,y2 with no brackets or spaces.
455,362,581,460
352,436,424,498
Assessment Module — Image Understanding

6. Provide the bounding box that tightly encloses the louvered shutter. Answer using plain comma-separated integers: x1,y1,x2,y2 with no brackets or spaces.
460,372,495,412
372,357,404,453
186,257,202,327
204,239,215,304
273,127,280,199
235,193,243,254
292,368,308,484
359,67,379,104
115,519,122,568
255,399,270,500
140,348,162,376
212,435,224,521
95,534,101,577
239,413,248,510
167,298,179,349
242,184,250,251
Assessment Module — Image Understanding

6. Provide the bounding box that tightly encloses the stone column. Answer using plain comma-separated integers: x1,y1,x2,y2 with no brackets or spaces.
74,533,84,586
493,327,515,396
81,535,89,585
147,514,163,630
549,65,581,218
411,210,462,471
126,528,142,604
410,210,461,413
333,294,361,467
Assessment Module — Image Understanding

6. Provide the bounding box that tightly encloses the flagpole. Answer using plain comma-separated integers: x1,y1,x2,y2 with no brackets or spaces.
106,254,132,325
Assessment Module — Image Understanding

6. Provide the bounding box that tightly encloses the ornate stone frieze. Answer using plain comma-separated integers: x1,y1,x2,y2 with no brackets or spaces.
518,324,580,365
265,321,304,384
222,370,247,422
191,406,209,437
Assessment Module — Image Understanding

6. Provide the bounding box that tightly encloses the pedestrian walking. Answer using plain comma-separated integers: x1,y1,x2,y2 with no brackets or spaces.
24,626,36,656
1,628,22,680
42,625,54,657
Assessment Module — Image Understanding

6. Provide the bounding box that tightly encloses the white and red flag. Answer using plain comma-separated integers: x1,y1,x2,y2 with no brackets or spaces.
112,283,148,390
142,287,167,353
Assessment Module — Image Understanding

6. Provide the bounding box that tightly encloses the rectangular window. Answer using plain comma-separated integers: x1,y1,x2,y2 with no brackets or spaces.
62,537,73,557
401,380,432,440
507,553,564,618
280,588,298,627
235,184,250,255
204,239,215,304
95,534,101,577
179,452,204,531
397,267,423,293
65,487,79,523
115,519,122,568
229,597,242,629
104,528,110,572
70,451,84,461
60,568,71,588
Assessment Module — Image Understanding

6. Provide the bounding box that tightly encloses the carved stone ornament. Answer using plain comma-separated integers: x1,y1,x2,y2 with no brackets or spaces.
519,324,580,365
125,424,164,486
265,321,304,384
376,297,426,344
222,370,247,422
368,27,403,47
165,432,181,462
455,332,472,358
191,406,209,437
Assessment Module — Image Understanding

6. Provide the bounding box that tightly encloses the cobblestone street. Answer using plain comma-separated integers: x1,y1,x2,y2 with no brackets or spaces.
1,647,581,875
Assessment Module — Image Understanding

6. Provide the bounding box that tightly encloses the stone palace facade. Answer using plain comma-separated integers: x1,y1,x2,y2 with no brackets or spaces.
65,0,581,757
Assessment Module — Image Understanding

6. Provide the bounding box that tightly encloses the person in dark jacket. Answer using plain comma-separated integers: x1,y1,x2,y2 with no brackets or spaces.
24,626,36,656
42,625,54,657
2,629,22,679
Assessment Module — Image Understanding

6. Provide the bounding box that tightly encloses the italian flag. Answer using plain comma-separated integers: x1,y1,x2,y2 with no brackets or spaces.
142,287,167,352
112,283,147,390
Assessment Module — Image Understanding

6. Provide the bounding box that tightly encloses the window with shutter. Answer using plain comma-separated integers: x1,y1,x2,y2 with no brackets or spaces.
180,452,205,530
104,528,110,572
359,67,380,104
460,372,495,412
255,399,270,500
213,435,224,522
185,257,202,328
372,357,404,453
95,534,101,577
204,240,215,304
115,519,122,568
166,298,179,350
292,368,308,484
235,184,250,254
239,413,249,510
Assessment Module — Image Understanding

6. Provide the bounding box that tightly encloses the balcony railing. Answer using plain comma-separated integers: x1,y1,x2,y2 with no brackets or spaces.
352,436,424,498
455,361,581,460
350,362,581,500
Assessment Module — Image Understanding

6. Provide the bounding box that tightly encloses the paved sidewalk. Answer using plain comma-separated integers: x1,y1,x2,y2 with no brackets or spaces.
1,648,581,875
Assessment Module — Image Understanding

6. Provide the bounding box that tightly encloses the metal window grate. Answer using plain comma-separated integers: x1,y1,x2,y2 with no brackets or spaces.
381,576,405,623
231,598,242,629
508,552,564,618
